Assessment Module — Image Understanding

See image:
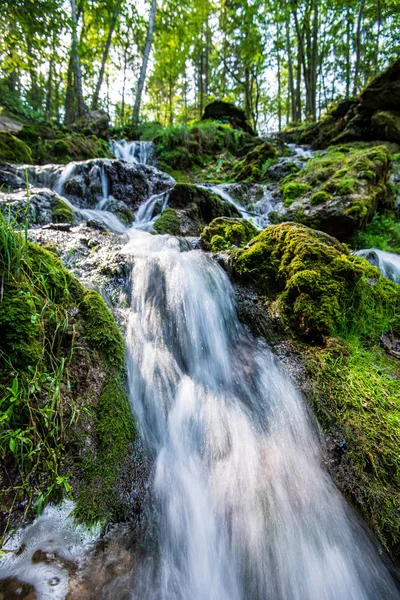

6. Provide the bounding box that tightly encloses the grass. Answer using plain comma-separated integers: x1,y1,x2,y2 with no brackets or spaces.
352,214,400,253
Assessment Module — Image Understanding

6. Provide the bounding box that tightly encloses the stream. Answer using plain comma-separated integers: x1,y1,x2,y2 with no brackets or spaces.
0,142,399,599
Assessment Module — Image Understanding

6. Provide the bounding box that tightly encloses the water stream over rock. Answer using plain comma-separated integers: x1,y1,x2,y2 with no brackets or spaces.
1,144,399,599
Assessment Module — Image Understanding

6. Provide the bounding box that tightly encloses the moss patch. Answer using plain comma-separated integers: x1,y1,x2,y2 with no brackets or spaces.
201,217,258,252
0,131,32,164
352,214,400,253
305,340,400,559
0,218,136,531
232,142,278,183
230,222,400,342
51,197,75,224
153,208,181,235
276,145,393,239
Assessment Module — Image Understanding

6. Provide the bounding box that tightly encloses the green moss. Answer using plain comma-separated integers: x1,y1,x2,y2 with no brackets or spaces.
79,289,125,369
0,131,32,163
154,207,181,235
353,214,400,253
283,182,310,206
201,217,258,252
168,183,240,229
306,340,400,558
0,220,136,528
232,143,278,182
38,134,112,164
311,190,333,205
51,197,75,224
333,177,356,195
278,146,393,239
230,222,400,341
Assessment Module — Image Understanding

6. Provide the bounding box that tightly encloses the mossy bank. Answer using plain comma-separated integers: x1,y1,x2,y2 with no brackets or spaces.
0,216,142,536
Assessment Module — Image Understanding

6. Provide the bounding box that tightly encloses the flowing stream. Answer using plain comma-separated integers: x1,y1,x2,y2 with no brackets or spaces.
122,228,398,600
1,146,399,598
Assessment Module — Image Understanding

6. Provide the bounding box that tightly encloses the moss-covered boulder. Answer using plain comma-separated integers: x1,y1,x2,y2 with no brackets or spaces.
38,133,112,164
0,131,32,164
274,146,392,240
232,142,278,182
51,197,75,224
164,183,240,235
371,110,400,144
0,219,140,529
200,217,258,252
153,207,181,235
230,222,400,341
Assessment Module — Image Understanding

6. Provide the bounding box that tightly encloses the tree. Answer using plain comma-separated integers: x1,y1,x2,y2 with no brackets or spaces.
133,0,157,120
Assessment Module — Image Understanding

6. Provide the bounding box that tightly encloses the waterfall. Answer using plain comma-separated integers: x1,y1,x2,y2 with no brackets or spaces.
111,140,154,165
356,248,400,283
122,229,398,600
205,183,274,229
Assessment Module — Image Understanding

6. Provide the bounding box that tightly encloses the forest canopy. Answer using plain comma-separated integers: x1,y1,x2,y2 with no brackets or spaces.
1,0,400,133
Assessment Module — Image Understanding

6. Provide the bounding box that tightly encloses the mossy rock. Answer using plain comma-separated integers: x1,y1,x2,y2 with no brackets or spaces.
200,217,258,252
0,221,138,528
230,222,400,342
37,133,112,164
0,131,32,164
153,208,181,235
276,146,393,240
51,197,75,224
167,183,240,235
371,110,400,144
232,142,278,182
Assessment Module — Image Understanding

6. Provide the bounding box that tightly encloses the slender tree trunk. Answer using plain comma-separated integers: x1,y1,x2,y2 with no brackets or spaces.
374,0,381,75
92,0,122,110
285,10,296,122
353,0,365,94
133,0,157,119
295,38,302,122
46,53,54,118
71,0,85,118
64,54,75,124
121,43,128,125
291,1,313,120
345,9,351,97
277,48,282,131
310,0,318,119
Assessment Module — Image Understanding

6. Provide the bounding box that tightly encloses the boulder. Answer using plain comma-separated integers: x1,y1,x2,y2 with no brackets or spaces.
272,145,393,240
232,142,278,182
360,58,400,112
202,100,255,135
74,109,111,138
371,110,400,144
154,183,241,236
0,131,32,163
200,217,258,252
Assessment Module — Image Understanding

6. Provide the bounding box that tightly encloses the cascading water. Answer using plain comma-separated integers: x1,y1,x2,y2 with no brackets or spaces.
205,183,275,229
356,248,400,283
111,140,154,165
123,228,399,600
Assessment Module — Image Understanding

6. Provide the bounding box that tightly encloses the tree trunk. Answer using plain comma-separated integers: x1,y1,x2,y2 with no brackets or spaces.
345,8,351,97
133,0,157,120
353,0,365,94
285,9,296,122
277,48,282,131
70,0,85,118
310,0,319,119
374,0,381,75
92,0,122,110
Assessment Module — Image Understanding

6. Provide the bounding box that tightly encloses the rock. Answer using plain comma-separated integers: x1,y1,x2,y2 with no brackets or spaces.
202,100,256,135
232,142,278,182
164,183,240,235
380,330,400,360
0,131,32,164
0,186,70,227
329,98,359,119
74,109,111,138
371,110,400,144
200,217,258,252
0,168,25,191
229,221,400,341
273,145,393,240
0,114,23,134
360,58,400,112
153,208,181,235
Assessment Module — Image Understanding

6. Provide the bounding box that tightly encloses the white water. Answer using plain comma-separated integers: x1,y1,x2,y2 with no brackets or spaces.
111,140,154,164
123,228,398,600
356,248,400,283
204,184,273,229
0,502,100,600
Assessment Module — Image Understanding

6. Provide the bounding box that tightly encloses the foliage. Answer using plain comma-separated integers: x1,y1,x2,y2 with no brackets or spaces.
352,214,400,253
0,132,32,164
